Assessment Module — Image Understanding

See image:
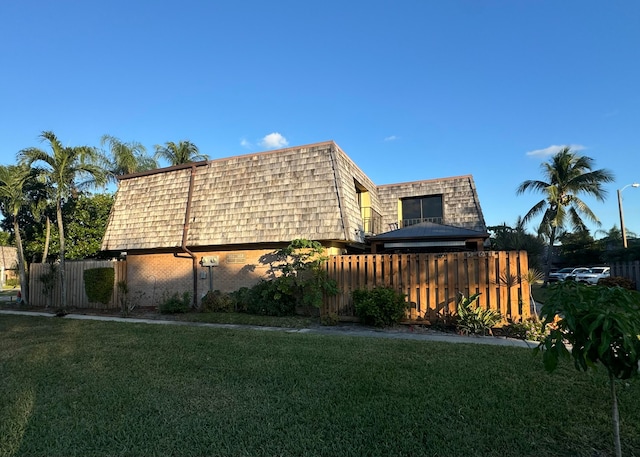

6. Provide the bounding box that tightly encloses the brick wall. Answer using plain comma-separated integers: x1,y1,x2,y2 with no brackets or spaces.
127,246,342,307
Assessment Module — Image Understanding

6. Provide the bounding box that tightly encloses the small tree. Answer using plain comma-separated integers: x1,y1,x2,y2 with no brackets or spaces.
536,281,640,457
271,239,337,309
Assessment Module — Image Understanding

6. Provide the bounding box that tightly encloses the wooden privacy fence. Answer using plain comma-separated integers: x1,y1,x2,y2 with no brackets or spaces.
323,251,531,323
611,261,640,290
29,261,127,309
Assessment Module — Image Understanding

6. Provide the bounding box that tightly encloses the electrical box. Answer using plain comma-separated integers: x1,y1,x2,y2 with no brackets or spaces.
200,256,219,267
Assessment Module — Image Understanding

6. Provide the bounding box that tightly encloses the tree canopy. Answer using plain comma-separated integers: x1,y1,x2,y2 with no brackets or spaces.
154,140,208,166
516,147,614,281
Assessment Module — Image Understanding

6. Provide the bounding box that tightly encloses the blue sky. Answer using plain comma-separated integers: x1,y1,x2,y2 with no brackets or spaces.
1,0,639,240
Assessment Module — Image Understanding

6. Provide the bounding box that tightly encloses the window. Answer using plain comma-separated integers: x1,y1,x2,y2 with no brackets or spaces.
401,195,443,226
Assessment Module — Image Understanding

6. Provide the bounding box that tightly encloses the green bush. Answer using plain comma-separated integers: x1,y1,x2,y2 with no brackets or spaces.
245,278,297,316
229,287,251,312
201,290,234,312
598,276,636,290
507,317,548,341
159,291,191,314
456,293,502,336
320,312,340,326
83,267,115,305
352,287,408,327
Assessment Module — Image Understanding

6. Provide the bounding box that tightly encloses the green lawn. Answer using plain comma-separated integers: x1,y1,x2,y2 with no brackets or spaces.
2,315,640,456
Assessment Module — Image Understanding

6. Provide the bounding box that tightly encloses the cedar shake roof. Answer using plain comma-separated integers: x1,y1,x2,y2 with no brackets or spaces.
101,141,377,251
101,140,488,252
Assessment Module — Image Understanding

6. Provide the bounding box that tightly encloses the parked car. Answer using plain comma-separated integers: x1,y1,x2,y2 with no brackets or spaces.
548,267,591,282
574,266,611,285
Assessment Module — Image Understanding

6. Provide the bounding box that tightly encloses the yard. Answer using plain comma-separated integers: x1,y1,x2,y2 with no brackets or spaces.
2,315,640,456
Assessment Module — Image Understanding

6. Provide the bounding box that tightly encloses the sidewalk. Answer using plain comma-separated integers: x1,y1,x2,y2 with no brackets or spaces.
0,309,537,348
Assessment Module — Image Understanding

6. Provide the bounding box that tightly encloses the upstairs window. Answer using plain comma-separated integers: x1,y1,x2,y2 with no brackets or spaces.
401,195,443,226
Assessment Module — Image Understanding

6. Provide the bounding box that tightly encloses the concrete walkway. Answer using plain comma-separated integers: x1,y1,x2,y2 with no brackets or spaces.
0,309,538,348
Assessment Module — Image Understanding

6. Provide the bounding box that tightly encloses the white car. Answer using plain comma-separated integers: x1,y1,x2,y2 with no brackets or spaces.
548,267,591,282
574,267,611,285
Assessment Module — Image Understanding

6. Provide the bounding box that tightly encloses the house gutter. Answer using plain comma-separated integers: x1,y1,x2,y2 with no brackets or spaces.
174,164,199,308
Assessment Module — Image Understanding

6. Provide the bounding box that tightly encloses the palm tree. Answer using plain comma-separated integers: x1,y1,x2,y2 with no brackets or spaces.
154,140,207,166
19,131,107,309
101,134,157,181
0,164,36,304
516,147,614,283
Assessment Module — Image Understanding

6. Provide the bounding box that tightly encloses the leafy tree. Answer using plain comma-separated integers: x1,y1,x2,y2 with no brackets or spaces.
488,217,545,269
261,239,338,310
0,164,36,303
101,134,157,181
516,147,614,283
595,226,640,263
536,281,640,457
0,231,10,245
557,229,601,266
15,193,114,261
154,140,207,166
18,131,107,309
63,194,114,259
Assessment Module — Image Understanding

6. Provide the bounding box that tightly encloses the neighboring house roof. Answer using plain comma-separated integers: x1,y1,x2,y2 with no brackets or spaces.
368,221,489,252
101,140,488,253
370,221,489,241
0,246,17,269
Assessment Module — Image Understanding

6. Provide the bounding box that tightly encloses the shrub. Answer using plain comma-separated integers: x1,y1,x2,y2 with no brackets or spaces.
507,317,548,341
269,239,338,308
229,287,251,312
159,291,191,314
320,312,340,326
245,279,297,316
352,287,408,327
598,276,636,290
39,263,58,308
83,267,115,305
456,293,502,336
117,280,130,316
201,290,234,312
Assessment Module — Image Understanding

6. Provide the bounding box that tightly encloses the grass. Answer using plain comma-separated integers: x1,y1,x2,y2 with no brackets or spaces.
170,311,316,328
531,282,550,306
2,315,640,456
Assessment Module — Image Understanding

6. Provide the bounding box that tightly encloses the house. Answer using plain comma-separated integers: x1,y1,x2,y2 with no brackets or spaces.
0,245,18,287
101,141,488,306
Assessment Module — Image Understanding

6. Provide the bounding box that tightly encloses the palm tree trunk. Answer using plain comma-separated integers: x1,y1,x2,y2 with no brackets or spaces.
42,216,51,262
544,226,557,285
13,218,29,305
56,198,66,310
610,372,622,457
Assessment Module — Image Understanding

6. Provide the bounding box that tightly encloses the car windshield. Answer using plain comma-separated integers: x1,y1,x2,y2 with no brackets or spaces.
557,268,574,273
590,267,607,274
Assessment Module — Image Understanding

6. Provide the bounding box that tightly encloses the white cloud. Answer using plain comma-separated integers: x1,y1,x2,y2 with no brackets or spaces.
525,144,586,157
384,135,398,141
259,132,289,149
240,138,252,148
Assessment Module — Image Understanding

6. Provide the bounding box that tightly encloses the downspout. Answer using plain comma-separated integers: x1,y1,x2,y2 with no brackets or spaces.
174,164,199,308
